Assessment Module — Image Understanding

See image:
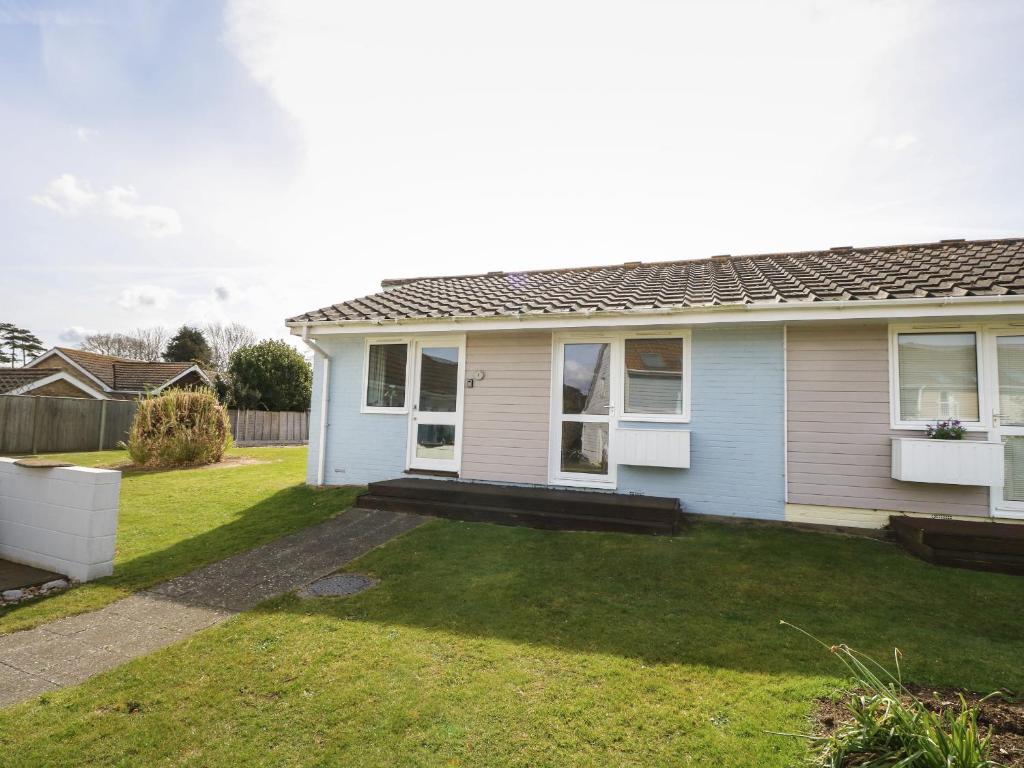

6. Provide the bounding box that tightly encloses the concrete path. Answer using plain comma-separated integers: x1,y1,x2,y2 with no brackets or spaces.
0,508,424,708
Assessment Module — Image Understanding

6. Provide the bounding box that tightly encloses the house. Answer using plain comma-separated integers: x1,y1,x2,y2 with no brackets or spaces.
3,347,212,400
286,237,1024,533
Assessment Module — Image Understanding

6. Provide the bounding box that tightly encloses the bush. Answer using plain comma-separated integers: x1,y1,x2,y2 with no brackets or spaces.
781,622,998,768
225,339,311,411
125,389,232,468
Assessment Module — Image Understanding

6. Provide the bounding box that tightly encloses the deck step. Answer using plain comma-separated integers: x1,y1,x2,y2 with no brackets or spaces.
358,479,683,536
889,516,1024,575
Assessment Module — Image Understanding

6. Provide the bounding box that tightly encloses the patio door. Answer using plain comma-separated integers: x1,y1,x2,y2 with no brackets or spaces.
407,337,465,473
550,337,617,488
991,333,1024,518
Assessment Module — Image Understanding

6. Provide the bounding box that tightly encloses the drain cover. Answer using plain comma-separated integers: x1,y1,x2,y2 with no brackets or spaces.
298,573,377,599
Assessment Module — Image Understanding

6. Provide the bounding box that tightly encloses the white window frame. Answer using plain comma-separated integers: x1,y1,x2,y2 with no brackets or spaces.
888,322,989,431
361,337,413,414
619,329,692,423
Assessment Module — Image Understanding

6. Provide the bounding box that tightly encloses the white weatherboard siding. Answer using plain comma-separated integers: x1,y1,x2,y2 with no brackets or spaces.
307,336,409,486
617,325,787,520
0,458,120,582
461,331,552,484
785,323,990,516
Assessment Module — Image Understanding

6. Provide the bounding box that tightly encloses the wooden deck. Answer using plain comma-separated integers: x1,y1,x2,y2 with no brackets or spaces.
890,516,1024,575
357,478,683,536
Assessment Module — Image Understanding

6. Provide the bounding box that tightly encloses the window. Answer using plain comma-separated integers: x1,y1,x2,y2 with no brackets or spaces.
895,331,980,423
364,342,408,410
623,336,688,418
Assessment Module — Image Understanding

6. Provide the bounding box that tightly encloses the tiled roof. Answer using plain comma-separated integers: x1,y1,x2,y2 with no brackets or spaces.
38,348,199,392
0,368,61,394
288,237,1024,324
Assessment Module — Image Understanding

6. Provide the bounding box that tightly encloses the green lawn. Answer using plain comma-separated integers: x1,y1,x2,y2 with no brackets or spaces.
0,446,360,635
2,512,1022,766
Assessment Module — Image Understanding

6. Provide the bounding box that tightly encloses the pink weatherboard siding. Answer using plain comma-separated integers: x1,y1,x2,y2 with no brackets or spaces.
461,331,552,484
786,323,990,517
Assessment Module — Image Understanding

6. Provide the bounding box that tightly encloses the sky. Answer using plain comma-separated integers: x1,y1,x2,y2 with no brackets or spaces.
2,0,1023,349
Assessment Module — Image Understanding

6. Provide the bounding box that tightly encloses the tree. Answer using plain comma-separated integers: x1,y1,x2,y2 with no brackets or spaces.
226,339,311,411
163,326,212,367
81,327,169,361
0,323,45,367
203,322,257,371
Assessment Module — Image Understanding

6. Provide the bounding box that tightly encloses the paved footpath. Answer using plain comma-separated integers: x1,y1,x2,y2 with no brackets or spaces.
0,508,424,708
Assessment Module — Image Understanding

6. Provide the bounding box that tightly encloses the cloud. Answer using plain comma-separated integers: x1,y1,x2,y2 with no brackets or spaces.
31,174,182,237
58,326,95,343
30,174,97,215
871,132,918,151
117,285,176,310
74,126,99,142
105,186,182,237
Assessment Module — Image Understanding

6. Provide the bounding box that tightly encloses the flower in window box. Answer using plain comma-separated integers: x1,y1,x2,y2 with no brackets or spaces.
925,419,966,440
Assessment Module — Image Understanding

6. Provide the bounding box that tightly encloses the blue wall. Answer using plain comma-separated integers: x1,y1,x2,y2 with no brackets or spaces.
308,325,787,521
307,336,409,486
617,325,786,520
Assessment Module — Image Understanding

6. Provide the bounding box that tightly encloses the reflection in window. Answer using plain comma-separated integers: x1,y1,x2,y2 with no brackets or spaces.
625,338,684,415
419,347,459,412
897,332,979,422
365,343,407,408
562,343,610,415
416,424,455,461
560,422,609,474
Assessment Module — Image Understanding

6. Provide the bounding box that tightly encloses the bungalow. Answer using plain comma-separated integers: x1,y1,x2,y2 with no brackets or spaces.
286,237,1024,537
6,347,212,400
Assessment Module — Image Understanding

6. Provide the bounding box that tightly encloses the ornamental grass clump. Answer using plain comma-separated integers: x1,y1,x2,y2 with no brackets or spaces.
780,622,1001,768
125,389,232,468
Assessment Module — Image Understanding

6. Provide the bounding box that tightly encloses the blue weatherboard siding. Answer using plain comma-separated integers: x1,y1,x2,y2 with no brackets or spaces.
306,336,409,486
617,325,786,520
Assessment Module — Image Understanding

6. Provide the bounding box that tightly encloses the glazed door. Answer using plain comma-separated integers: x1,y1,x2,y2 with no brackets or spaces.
992,333,1024,517
551,338,616,487
408,338,465,473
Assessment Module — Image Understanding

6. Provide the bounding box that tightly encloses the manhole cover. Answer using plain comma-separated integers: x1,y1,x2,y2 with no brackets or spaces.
298,573,377,599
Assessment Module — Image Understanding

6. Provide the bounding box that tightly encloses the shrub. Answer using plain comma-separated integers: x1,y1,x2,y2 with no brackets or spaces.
780,622,999,768
124,389,232,468
926,419,967,440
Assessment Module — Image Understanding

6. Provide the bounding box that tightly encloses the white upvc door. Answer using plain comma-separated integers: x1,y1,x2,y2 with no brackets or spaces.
989,332,1024,518
407,336,466,473
550,335,618,488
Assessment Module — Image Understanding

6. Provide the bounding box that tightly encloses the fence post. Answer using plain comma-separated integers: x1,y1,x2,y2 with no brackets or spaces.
30,396,42,455
97,399,108,451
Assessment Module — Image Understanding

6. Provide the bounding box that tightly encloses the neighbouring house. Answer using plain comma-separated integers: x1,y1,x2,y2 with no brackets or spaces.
3,347,212,400
287,237,1024,531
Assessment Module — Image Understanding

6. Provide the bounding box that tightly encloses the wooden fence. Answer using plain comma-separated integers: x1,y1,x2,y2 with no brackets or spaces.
228,410,309,445
0,395,138,454
0,396,309,454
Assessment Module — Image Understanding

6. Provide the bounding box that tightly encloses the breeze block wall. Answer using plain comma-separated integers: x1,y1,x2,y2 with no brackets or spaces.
0,458,121,582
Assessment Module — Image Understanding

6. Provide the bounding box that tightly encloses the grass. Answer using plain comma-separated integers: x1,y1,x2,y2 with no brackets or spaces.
0,446,360,635
1,513,1023,767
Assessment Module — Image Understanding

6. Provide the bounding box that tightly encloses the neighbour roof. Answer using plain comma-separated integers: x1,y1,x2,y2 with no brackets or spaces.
33,348,204,392
0,368,62,394
288,237,1024,325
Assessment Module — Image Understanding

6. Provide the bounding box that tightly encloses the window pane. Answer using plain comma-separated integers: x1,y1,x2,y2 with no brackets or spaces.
416,424,455,460
625,338,684,414
366,344,407,408
997,336,1024,426
560,422,609,474
897,332,979,422
419,347,459,412
562,343,610,415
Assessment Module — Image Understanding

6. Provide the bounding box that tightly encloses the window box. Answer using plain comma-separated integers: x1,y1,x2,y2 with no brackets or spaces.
616,428,690,469
890,437,1004,486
